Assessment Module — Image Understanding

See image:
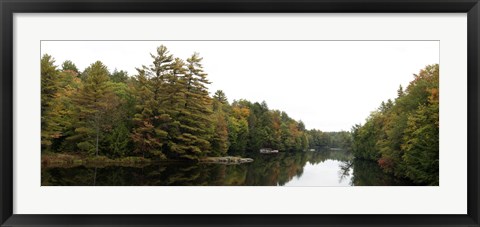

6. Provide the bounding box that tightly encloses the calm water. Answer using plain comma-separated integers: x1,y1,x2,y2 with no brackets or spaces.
42,150,412,186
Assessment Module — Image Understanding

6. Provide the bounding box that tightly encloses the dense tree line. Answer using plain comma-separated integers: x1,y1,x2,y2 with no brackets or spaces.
351,64,439,185
41,45,328,161
307,130,352,150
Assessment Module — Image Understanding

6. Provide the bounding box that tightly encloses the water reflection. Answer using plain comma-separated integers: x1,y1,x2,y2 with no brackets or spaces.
349,159,413,186
284,160,352,186
42,150,412,186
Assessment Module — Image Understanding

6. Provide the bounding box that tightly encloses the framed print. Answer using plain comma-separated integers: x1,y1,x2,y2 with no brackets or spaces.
1,0,479,226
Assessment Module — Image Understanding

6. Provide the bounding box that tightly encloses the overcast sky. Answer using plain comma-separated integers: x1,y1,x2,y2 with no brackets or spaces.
284,160,352,186
41,41,439,131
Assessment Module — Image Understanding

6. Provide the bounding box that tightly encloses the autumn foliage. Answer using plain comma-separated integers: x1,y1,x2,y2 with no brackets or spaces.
41,45,314,161
351,64,439,185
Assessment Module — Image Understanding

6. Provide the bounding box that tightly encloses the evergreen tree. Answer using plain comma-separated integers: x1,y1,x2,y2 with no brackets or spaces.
397,85,404,97
41,54,63,150
402,65,439,185
40,56,82,153
161,57,190,158
351,64,439,185
172,52,214,159
69,61,118,156
131,69,168,159
62,60,80,75
213,90,228,108
211,111,229,155
211,90,230,155
41,45,358,166
106,123,130,157
131,46,175,159
110,69,129,83
228,102,250,152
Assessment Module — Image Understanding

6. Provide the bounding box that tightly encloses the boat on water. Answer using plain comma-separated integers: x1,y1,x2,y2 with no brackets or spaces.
259,148,279,154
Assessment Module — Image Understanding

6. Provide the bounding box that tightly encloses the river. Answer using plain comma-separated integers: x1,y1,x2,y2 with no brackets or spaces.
42,150,412,186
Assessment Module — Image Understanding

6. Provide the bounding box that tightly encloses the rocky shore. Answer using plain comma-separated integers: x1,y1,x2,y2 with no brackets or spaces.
200,156,254,164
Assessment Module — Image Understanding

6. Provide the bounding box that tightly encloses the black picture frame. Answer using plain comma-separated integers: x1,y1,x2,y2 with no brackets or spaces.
1,0,479,226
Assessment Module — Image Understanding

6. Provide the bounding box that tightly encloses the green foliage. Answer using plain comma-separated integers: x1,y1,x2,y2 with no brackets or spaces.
41,54,60,148
41,50,439,187
351,64,439,185
210,90,230,156
171,52,214,159
308,130,352,150
62,60,80,74
213,90,228,111
106,123,130,157
131,68,169,159
41,55,81,151
211,111,229,155
42,45,345,163
110,69,129,83
402,103,439,185
69,61,119,156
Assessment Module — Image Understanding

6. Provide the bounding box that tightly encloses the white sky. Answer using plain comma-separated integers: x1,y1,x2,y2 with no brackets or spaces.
284,160,352,186
41,41,439,131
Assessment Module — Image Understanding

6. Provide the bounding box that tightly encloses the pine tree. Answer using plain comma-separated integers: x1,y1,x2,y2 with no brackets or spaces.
41,54,62,149
161,58,190,158
131,69,167,159
401,65,439,185
397,85,404,97
228,103,250,152
106,123,130,158
69,61,118,156
213,90,228,104
211,90,230,155
104,80,136,158
211,111,229,155
110,69,129,83
402,103,439,185
42,56,83,152
41,54,59,117
61,60,80,75
131,46,175,159
352,64,439,185
173,52,214,159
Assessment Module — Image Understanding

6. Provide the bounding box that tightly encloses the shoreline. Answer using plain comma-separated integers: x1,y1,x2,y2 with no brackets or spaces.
41,153,254,168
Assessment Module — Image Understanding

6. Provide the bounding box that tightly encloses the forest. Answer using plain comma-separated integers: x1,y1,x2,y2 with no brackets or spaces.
41,44,438,186
351,64,439,185
41,45,350,163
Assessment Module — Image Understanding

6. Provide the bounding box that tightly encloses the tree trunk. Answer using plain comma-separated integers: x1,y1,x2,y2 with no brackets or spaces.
93,167,97,186
95,125,99,157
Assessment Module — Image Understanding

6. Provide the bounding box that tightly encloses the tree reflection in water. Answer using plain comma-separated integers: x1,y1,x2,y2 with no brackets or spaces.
42,150,413,186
